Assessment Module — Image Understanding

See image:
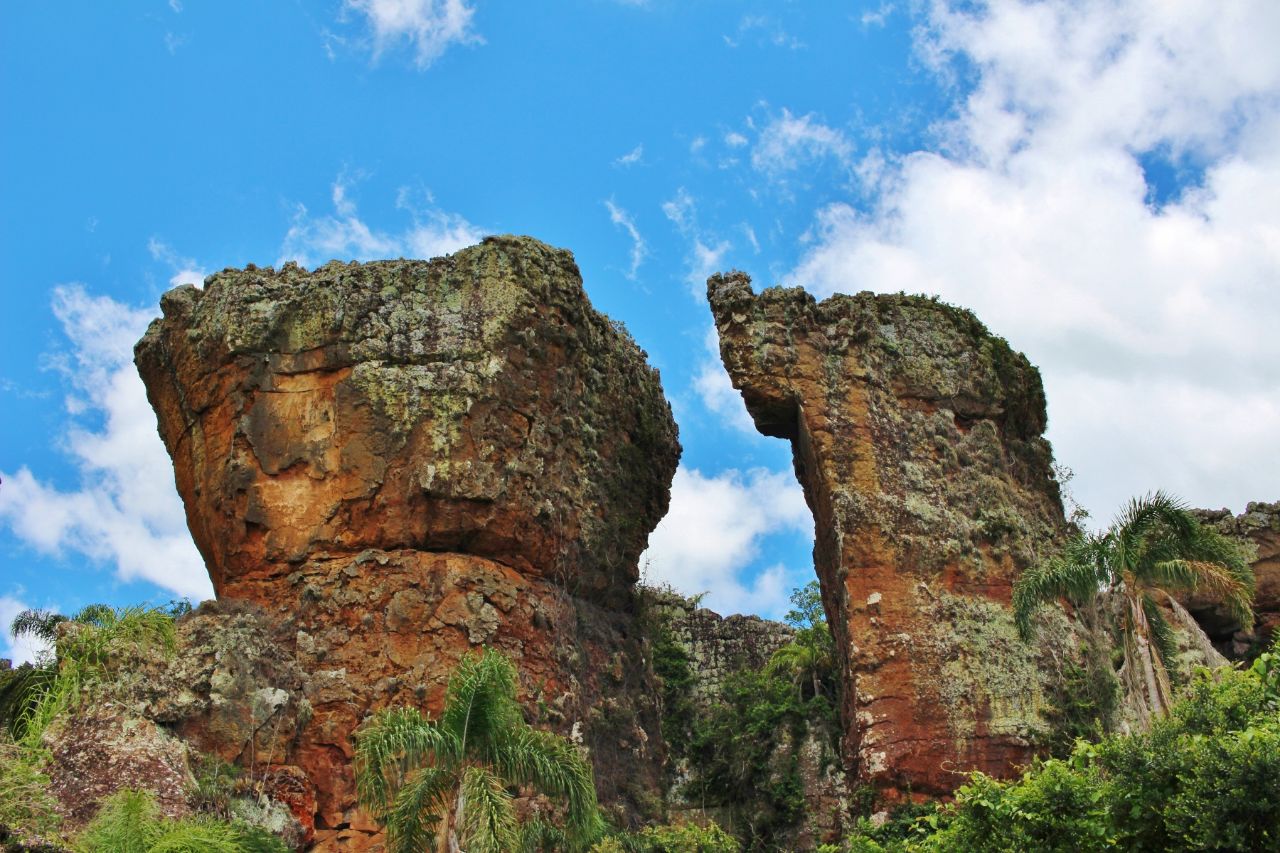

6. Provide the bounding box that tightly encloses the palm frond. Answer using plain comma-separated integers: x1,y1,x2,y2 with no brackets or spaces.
442,648,522,753
1148,559,1254,632
1113,491,1192,575
457,765,519,853
0,664,56,740
9,609,65,645
1012,536,1110,639
1141,594,1180,681
353,706,458,813
493,726,598,837
383,765,454,853
516,817,571,853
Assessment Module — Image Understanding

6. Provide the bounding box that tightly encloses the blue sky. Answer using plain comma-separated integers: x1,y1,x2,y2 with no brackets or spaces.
3,0,1279,663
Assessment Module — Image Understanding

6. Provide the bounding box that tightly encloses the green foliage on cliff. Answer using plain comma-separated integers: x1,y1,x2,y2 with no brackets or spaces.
75,789,286,853
354,647,600,853
1014,491,1254,716
0,605,179,845
840,643,1280,852
649,582,839,852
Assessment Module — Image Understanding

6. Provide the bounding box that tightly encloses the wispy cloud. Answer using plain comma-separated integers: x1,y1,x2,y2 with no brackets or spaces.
661,187,732,296
693,326,758,435
724,14,805,50
859,2,894,28
341,0,482,69
751,108,853,176
614,144,644,167
280,174,483,267
147,238,206,288
0,288,210,601
642,466,813,617
604,199,647,279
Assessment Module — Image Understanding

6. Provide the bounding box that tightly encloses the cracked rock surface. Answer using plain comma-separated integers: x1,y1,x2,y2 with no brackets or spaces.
708,273,1068,798
135,236,680,841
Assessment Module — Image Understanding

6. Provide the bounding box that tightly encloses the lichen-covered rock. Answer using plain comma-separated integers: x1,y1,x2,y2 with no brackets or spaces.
136,235,678,606
707,275,1067,798
135,236,680,838
1185,501,1280,656
43,709,192,829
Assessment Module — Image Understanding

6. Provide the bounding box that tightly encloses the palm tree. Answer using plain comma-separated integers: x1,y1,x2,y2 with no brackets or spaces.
1013,491,1254,718
766,581,836,701
1,604,175,743
354,647,600,853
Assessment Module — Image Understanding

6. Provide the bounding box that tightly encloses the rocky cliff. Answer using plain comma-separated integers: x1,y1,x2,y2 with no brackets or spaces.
707,274,1069,798
1186,502,1280,656
134,236,681,845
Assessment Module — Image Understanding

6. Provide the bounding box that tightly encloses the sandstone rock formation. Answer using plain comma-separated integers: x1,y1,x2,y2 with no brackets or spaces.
135,236,681,842
708,275,1068,798
1186,502,1280,656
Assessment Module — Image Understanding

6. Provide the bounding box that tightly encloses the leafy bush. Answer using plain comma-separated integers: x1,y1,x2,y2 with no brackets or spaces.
594,819,741,852
839,641,1280,852
74,789,286,853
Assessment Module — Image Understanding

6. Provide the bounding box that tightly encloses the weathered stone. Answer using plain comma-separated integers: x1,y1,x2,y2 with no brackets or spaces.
134,236,680,837
1185,501,1280,656
43,709,192,829
707,274,1067,797
136,236,678,607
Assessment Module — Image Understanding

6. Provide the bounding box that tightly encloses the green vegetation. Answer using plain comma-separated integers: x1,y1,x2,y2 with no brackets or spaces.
354,647,600,853
839,642,1280,851
654,582,840,852
592,820,742,852
0,604,178,844
75,789,286,853
1014,491,1253,715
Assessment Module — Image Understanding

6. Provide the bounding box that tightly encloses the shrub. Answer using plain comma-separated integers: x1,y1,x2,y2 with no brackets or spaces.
74,789,287,853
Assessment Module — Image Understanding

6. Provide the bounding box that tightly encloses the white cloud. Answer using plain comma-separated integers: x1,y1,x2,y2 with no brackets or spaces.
686,237,732,297
280,175,483,267
0,594,50,666
343,0,481,69
724,14,805,51
661,187,696,233
751,108,854,175
661,187,733,296
642,466,813,617
604,199,647,279
693,325,758,435
147,238,206,288
860,2,894,28
724,131,749,148
0,288,211,601
790,0,1280,520
614,144,644,167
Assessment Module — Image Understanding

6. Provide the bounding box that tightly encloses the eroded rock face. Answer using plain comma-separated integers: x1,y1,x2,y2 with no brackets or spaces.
135,236,680,836
708,275,1067,797
1186,502,1280,656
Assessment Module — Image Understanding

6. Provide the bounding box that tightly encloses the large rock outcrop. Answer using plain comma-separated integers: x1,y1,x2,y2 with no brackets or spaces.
135,236,681,842
708,275,1068,798
1186,502,1280,656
